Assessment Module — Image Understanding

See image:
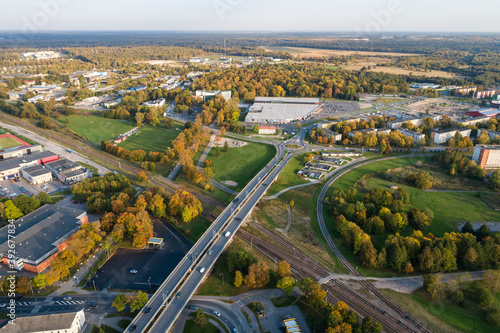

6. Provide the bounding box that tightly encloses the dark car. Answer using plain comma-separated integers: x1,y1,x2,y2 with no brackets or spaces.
188,305,198,310
129,325,137,332
176,292,182,299
233,198,239,203
143,307,151,314
88,302,98,308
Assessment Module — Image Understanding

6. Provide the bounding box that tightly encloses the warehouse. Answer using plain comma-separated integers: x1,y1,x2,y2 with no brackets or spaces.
21,164,53,185
0,151,58,181
0,205,88,272
246,97,321,124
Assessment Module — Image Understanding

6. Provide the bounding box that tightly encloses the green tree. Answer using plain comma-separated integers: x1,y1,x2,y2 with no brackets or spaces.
277,260,292,279
461,221,474,234
253,124,259,133
223,140,229,153
33,274,47,290
277,276,296,295
112,293,128,312
130,291,149,312
215,145,221,158
234,270,243,288
486,308,500,327
361,315,383,333
90,324,105,333
489,169,500,189
414,171,433,189
13,195,40,214
194,308,208,327
4,200,23,220
35,192,52,205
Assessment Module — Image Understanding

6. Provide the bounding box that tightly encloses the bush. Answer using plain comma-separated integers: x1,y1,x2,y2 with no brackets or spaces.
486,308,500,327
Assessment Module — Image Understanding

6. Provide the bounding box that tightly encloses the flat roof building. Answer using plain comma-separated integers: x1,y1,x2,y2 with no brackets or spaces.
258,126,277,135
246,97,321,124
195,90,232,102
45,158,90,184
0,205,88,273
21,164,52,185
0,151,58,182
473,145,500,169
283,318,301,333
0,309,85,333
348,128,391,138
397,128,426,142
431,128,471,144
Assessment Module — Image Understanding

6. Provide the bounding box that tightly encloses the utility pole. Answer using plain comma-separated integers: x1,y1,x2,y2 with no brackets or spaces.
219,273,224,286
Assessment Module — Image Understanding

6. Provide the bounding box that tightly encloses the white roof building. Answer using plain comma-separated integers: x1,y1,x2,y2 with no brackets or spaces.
246,97,321,124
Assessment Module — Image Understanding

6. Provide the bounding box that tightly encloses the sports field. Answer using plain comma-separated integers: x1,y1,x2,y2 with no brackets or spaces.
0,137,24,150
60,116,135,146
118,124,184,153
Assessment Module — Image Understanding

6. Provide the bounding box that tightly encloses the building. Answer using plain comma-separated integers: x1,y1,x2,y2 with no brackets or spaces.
314,156,343,165
283,318,301,333
478,129,500,141
387,117,424,129
348,128,391,138
21,51,61,60
0,144,42,161
305,162,333,171
0,151,58,181
456,87,477,96
466,108,500,118
141,98,166,107
491,99,500,108
431,128,471,144
195,90,232,102
21,164,52,185
113,135,127,144
0,310,85,333
148,237,164,248
322,152,362,157
409,83,441,89
45,158,90,184
75,96,100,107
0,205,88,272
473,89,498,99
473,145,500,169
258,126,277,135
103,99,121,108
246,97,321,124
458,116,490,126
396,128,425,142
297,169,324,179
128,85,147,92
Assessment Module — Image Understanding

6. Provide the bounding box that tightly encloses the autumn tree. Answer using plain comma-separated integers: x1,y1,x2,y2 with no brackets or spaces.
112,293,128,312
244,261,270,288
234,270,243,288
277,260,291,279
137,171,147,182
277,276,296,295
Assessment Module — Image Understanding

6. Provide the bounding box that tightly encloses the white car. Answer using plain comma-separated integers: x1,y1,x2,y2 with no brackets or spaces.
199,267,206,274
212,310,221,317
63,296,72,301
224,231,231,238
129,270,138,274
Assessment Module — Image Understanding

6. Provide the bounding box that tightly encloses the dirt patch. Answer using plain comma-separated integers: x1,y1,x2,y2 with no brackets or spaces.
408,98,469,115
270,46,420,57
215,137,248,148
221,180,238,187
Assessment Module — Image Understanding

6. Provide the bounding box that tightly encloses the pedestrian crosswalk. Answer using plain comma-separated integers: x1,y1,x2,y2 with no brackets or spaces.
55,300,85,305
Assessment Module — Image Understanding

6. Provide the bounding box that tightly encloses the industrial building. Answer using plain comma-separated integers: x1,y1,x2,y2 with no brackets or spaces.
0,309,85,333
258,126,277,135
431,128,471,144
195,90,232,102
473,145,500,169
314,156,343,165
396,128,426,142
21,164,52,185
305,162,333,171
0,143,42,160
466,108,500,118
246,97,321,124
0,151,58,181
45,158,90,184
0,205,88,272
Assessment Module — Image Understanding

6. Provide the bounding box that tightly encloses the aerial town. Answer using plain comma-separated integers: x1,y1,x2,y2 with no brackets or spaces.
0,2,499,333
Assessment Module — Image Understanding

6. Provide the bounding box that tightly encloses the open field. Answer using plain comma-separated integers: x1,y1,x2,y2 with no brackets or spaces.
345,63,460,78
59,115,135,146
0,136,24,149
265,46,420,57
267,153,312,195
118,124,184,153
408,98,470,114
381,289,500,333
206,142,276,191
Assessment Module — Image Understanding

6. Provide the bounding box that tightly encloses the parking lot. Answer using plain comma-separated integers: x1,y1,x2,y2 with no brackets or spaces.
0,177,67,199
90,219,191,291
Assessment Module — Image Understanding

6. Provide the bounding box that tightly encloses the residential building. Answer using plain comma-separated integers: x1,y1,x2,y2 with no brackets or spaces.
466,108,500,118
0,151,58,181
195,90,232,102
478,129,500,141
387,117,424,129
348,128,391,138
246,97,321,124
431,128,471,144
141,98,166,107
490,99,500,108
458,116,490,126
0,205,88,272
473,89,498,99
0,310,85,333
21,164,52,185
473,145,500,169
456,87,477,96
258,126,276,135
396,128,425,142
45,158,90,184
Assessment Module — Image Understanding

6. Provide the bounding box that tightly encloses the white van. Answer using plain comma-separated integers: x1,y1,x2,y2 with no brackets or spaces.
224,231,231,238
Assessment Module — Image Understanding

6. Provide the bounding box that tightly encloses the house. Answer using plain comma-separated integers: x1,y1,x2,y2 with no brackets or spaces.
113,135,127,144
258,126,276,135
0,310,85,333
473,145,500,169
0,205,88,272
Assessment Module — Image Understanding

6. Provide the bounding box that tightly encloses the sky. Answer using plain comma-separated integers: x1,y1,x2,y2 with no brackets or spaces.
0,0,499,33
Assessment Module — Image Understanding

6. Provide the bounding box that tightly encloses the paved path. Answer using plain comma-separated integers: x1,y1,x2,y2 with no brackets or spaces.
263,182,320,200
102,316,131,332
211,179,239,195
197,133,216,170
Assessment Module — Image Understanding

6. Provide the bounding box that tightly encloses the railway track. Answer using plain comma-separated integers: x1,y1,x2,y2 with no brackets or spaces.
239,224,430,333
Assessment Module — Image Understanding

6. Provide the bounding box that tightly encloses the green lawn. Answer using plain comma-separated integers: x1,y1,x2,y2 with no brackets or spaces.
207,142,276,191
267,153,311,195
60,115,135,146
183,318,219,333
0,137,23,149
118,124,184,153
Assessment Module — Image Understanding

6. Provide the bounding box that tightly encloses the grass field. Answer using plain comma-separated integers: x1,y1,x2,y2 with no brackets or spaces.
60,116,135,146
183,319,219,333
0,137,23,149
207,142,276,191
118,124,183,153
382,289,500,333
267,153,312,195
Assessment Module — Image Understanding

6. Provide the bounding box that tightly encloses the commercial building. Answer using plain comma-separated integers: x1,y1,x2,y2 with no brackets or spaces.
431,128,471,144
128,85,147,92
21,51,61,60
396,128,426,142
314,156,343,165
322,152,362,157
0,144,42,161
305,162,333,171
0,205,88,272
409,83,441,89
466,108,500,118
473,145,500,169
258,126,277,135
283,318,301,333
0,151,58,181
195,90,232,102
0,309,85,333
45,158,90,184
246,97,321,124
348,128,391,138
21,164,52,185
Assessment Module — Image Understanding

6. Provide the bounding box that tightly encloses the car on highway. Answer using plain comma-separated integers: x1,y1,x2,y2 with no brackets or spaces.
236,218,241,222
224,231,231,238
129,324,137,332
233,198,239,203
129,270,138,274
207,250,213,255
199,267,206,274
176,292,182,299
63,296,72,301
212,310,221,317
143,307,151,314
233,329,238,333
